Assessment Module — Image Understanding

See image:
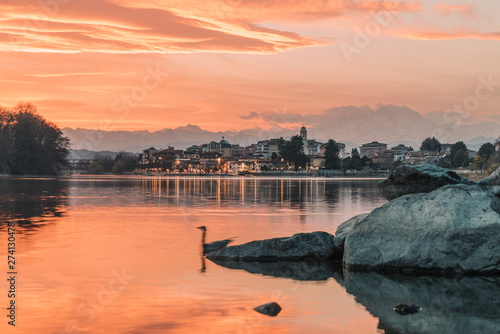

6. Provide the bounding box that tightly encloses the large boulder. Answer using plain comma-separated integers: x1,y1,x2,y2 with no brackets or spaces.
339,184,500,275
206,231,340,262
333,213,369,250
378,165,473,200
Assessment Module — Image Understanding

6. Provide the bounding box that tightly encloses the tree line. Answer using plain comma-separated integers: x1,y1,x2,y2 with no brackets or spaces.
278,135,369,171
0,103,70,175
420,136,497,170
277,135,499,172
88,152,140,175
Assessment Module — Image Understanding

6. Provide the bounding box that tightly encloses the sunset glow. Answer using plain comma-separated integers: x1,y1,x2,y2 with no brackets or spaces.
0,0,499,131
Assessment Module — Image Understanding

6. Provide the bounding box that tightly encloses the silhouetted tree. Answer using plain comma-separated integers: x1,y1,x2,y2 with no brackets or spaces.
279,135,308,170
0,103,69,175
420,137,441,152
89,162,103,174
114,151,139,171
112,161,125,174
473,143,494,170
100,156,115,172
450,141,468,167
450,141,467,158
271,152,278,163
478,143,495,160
351,155,364,170
341,157,351,173
453,149,469,168
0,107,15,173
324,139,340,169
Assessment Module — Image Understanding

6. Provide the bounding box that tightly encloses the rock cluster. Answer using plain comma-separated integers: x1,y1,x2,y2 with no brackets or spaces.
339,165,500,275
207,165,500,276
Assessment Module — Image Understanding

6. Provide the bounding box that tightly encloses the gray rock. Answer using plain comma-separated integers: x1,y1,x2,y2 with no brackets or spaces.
206,231,339,262
393,303,422,316
338,271,500,334
342,184,500,274
208,259,341,281
253,302,282,317
334,213,369,250
378,165,473,200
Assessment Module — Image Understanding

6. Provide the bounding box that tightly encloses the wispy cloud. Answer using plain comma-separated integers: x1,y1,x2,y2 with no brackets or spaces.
115,0,423,22
0,0,429,54
27,72,135,77
407,31,500,40
0,78,36,84
434,3,474,16
0,0,330,54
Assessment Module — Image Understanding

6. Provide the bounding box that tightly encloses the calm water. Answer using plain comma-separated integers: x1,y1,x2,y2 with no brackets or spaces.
1,176,499,334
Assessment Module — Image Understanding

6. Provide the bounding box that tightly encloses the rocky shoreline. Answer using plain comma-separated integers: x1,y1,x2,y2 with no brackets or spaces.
207,165,500,276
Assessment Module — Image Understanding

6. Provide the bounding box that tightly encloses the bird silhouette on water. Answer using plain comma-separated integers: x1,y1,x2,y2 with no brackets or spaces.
197,226,234,254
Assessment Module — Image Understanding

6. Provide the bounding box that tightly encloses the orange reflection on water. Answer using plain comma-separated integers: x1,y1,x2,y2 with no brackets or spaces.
1,177,385,334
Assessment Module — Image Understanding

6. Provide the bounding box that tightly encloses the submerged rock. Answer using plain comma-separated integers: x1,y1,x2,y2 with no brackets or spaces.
254,302,282,317
206,231,339,262
378,165,473,200
340,184,500,275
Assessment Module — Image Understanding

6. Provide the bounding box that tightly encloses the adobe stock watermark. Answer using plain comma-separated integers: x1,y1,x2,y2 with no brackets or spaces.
339,5,400,64
432,73,500,143
54,268,135,334
449,74,499,114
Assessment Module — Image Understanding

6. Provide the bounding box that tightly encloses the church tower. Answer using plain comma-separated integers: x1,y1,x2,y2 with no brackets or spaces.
300,125,307,154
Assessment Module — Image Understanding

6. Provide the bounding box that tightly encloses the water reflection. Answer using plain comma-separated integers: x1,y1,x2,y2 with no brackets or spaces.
337,271,500,334
66,176,384,211
210,254,500,333
209,259,342,281
0,177,68,233
0,176,390,334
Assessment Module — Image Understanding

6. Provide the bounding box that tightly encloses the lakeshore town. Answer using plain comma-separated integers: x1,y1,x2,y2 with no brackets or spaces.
80,126,499,176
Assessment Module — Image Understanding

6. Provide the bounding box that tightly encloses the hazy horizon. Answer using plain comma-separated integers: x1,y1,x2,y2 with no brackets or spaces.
61,104,500,153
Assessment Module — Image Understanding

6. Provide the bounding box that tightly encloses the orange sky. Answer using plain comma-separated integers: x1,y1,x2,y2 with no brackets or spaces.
0,0,499,131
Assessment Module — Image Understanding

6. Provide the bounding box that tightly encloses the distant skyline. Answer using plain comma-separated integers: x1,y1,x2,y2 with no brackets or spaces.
1,0,499,131
62,104,500,153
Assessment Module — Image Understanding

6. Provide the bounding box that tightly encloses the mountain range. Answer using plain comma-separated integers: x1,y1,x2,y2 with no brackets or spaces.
63,104,500,155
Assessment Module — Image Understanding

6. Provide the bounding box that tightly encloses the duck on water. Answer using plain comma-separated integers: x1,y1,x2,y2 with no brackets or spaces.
197,226,234,254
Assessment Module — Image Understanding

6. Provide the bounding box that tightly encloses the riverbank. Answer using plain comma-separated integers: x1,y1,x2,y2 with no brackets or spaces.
1,169,489,180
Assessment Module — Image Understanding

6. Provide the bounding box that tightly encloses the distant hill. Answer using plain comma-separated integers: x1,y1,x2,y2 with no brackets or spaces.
63,104,500,153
